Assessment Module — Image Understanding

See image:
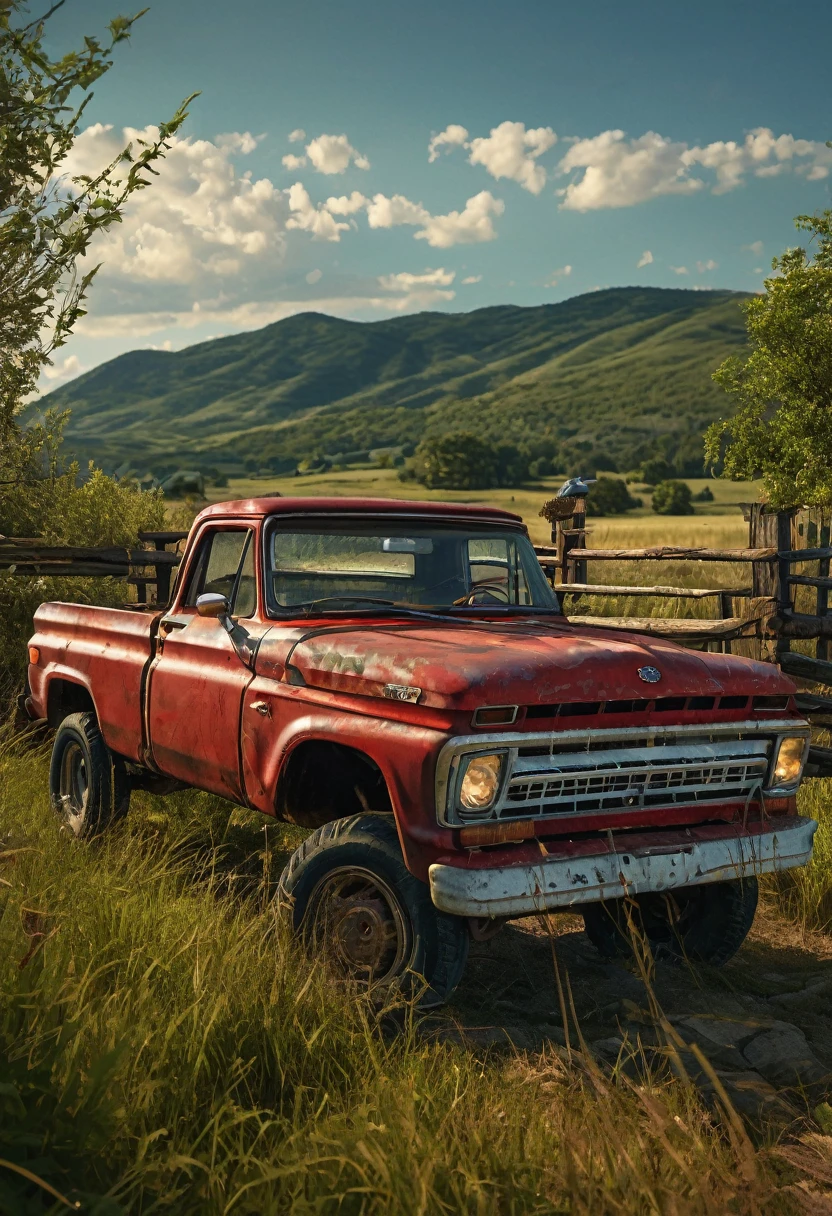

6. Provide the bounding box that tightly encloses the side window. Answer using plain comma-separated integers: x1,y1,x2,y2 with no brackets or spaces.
185,530,257,615
466,538,531,605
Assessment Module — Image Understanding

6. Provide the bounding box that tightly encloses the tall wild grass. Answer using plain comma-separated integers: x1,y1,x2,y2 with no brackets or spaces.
0,738,805,1214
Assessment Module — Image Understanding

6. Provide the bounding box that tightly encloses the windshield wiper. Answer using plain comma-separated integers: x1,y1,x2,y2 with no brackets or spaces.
300,596,396,614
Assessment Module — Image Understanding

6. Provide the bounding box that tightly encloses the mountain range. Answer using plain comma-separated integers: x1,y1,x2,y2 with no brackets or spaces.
38,286,751,475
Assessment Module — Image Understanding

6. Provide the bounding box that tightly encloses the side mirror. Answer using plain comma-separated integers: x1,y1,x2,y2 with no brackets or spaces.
196,592,230,620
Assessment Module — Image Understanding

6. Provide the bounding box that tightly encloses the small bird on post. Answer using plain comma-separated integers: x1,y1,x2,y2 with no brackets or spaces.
556,476,596,499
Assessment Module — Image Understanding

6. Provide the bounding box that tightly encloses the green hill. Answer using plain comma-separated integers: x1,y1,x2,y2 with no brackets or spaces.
38,286,750,475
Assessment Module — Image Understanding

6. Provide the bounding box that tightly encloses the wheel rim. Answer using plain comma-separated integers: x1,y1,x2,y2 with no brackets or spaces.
57,741,89,835
309,866,410,986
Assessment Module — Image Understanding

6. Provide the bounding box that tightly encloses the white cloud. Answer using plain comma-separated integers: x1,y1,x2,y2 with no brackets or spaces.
324,191,368,215
285,182,350,241
367,189,504,248
557,126,832,211
743,239,764,254
42,354,83,382
305,133,370,175
670,265,689,275
216,131,262,154
288,128,306,143
696,258,718,273
637,249,653,268
428,124,469,162
61,124,287,285
282,153,307,170
754,267,763,274
545,264,572,286
305,268,322,284
378,268,455,291
462,274,482,284
429,121,556,194
467,121,556,194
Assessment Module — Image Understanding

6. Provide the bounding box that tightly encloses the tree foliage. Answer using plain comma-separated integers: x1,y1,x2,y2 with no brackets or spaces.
585,477,642,517
705,210,832,507
0,0,194,431
652,480,694,516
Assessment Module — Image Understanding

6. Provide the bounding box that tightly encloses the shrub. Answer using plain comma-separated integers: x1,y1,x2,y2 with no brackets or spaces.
694,485,715,502
640,457,675,485
585,477,642,517
652,480,694,515
414,433,498,489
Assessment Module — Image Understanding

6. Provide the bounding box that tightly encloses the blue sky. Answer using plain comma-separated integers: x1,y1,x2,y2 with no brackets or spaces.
41,0,832,387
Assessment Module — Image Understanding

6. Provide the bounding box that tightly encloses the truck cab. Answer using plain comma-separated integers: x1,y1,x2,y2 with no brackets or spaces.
27,497,817,1004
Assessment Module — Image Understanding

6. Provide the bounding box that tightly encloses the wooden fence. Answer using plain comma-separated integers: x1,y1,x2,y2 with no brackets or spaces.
534,497,832,738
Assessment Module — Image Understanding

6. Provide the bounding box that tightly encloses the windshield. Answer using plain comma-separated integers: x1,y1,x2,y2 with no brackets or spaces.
264,522,559,615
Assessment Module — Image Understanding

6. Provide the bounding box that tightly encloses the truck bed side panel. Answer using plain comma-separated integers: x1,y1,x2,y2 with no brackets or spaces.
30,602,159,761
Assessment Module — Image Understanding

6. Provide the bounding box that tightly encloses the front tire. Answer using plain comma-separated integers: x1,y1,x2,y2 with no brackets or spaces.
581,878,758,967
278,813,469,1007
49,712,130,839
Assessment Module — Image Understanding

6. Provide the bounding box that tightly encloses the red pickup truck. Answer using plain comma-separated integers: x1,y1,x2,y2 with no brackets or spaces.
26,496,816,1004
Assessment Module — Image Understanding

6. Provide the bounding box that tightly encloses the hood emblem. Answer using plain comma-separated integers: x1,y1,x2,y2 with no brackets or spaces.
383,683,422,704
638,666,662,684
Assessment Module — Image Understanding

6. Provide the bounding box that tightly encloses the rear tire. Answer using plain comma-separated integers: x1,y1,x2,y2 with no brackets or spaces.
581,878,758,967
49,712,130,839
278,813,469,1007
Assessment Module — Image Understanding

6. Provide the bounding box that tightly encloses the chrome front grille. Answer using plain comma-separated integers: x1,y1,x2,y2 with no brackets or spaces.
435,720,807,828
502,740,769,819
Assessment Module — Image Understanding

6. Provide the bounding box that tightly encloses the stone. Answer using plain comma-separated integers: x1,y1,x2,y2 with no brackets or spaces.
742,1026,829,1088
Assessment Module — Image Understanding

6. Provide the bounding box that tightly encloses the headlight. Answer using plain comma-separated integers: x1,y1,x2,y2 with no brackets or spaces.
770,736,808,790
459,753,504,812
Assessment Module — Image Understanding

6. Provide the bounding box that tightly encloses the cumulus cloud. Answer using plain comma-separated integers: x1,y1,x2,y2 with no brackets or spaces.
670,265,689,275
637,250,653,268
462,274,482,284
428,124,469,162
288,128,306,143
429,121,556,193
545,265,572,286
467,122,556,194
305,133,370,174
378,267,455,291
61,123,286,286
285,182,351,241
696,258,718,273
42,354,83,382
324,191,368,215
305,268,322,284
282,153,307,170
743,239,764,254
557,126,832,211
367,189,504,247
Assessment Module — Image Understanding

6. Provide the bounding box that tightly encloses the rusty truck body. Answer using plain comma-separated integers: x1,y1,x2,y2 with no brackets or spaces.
25,497,817,1002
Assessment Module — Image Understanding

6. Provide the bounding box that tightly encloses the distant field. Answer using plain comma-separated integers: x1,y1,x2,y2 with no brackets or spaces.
205,468,757,549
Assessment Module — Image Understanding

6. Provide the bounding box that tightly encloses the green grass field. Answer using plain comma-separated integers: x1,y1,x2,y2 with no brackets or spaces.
2,737,830,1213
6,472,832,1212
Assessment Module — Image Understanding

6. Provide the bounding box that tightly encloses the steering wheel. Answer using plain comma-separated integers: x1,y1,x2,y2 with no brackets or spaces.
453,579,511,606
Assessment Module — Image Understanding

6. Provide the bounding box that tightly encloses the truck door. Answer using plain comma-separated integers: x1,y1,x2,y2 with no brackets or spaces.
147,526,260,800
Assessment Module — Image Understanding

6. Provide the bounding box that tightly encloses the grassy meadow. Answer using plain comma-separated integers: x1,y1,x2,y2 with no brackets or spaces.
5,469,832,1212
2,737,831,1214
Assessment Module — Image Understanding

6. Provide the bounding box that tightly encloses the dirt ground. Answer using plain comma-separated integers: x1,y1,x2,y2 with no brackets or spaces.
440,901,832,1126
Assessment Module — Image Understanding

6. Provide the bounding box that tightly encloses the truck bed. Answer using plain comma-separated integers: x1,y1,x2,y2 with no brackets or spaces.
29,603,162,761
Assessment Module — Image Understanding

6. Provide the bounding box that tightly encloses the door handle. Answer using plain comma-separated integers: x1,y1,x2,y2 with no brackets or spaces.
250,700,271,717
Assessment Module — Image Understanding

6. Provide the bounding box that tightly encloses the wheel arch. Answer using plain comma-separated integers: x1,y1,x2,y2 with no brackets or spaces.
45,675,97,729
275,738,394,830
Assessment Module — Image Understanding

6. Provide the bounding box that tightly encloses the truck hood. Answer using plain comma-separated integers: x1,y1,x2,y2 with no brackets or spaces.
259,617,793,710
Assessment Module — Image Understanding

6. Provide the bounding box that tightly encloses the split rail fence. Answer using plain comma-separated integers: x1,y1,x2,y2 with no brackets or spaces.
4,506,832,756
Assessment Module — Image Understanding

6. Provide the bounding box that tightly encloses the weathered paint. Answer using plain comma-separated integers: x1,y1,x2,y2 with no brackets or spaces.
27,497,807,892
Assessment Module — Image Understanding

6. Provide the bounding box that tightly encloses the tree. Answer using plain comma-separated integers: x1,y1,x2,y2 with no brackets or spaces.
705,209,832,507
585,477,642,517
0,0,194,433
652,480,694,515
639,457,674,485
414,432,498,489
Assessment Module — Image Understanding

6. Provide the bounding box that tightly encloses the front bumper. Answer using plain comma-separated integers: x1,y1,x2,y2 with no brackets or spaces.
428,816,818,918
